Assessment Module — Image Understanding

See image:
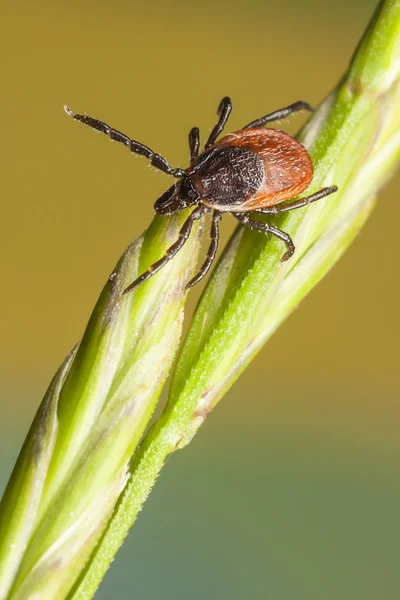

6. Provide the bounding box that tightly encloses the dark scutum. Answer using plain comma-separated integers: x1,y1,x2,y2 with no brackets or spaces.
191,146,264,206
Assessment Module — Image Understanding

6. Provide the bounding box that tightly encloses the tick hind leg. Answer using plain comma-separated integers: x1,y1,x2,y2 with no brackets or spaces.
64,106,185,178
233,213,295,262
255,186,338,215
237,186,339,261
122,205,209,295
205,97,232,149
243,100,313,129
186,210,222,289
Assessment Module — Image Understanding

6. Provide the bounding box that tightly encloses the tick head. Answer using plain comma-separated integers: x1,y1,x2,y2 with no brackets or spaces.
154,176,200,215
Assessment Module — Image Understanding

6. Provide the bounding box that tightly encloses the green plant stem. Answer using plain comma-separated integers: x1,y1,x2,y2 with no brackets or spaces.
71,1,400,598
0,210,203,600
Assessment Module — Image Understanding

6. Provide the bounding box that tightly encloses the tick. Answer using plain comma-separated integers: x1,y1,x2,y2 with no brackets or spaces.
64,98,338,294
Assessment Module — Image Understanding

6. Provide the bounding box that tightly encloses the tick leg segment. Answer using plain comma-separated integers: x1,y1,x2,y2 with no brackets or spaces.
255,186,338,215
189,127,200,163
205,97,233,149
64,106,185,178
243,100,313,129
186,210,222,289
122,205,210,295
233,213,295,262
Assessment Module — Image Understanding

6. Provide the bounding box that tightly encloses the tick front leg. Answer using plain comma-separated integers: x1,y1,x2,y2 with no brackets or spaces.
233,213,295,261
64,106,185,178
205,97,232,149
189,127,200,163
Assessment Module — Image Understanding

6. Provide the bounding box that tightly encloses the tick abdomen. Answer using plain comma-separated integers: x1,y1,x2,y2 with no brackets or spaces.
199,128,313,211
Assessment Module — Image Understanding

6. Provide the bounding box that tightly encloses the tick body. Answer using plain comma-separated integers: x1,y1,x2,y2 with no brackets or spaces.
65,98,338,293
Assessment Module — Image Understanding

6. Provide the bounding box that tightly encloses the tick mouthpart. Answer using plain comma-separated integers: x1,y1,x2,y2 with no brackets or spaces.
154,184,182,215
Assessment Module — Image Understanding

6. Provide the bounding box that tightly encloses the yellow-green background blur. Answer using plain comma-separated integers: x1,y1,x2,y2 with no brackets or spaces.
1,1,399,598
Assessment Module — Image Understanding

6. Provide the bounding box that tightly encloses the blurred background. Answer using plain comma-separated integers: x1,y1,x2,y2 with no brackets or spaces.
1,0,399,598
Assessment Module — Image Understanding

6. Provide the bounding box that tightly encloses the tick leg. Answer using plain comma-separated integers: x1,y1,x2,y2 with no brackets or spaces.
233,213,295,262
255,186,338,215
186,210,222,289
205,97,232,149
189,127,200,163
243,100,313,129
64,106,185,178
122,205,209,295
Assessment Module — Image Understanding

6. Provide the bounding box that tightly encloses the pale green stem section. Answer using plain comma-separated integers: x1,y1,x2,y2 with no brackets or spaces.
0,351,75,598
71,1,400,599
0,209,203,600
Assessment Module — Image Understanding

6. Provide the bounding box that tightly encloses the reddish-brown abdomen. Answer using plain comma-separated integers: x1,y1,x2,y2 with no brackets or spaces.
214,128,313,210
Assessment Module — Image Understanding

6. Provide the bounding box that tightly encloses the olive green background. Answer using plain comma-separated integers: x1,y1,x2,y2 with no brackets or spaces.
1,1,399,598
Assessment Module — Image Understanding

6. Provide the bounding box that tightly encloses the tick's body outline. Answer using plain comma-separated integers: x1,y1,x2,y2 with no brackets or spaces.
64,98,338,293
